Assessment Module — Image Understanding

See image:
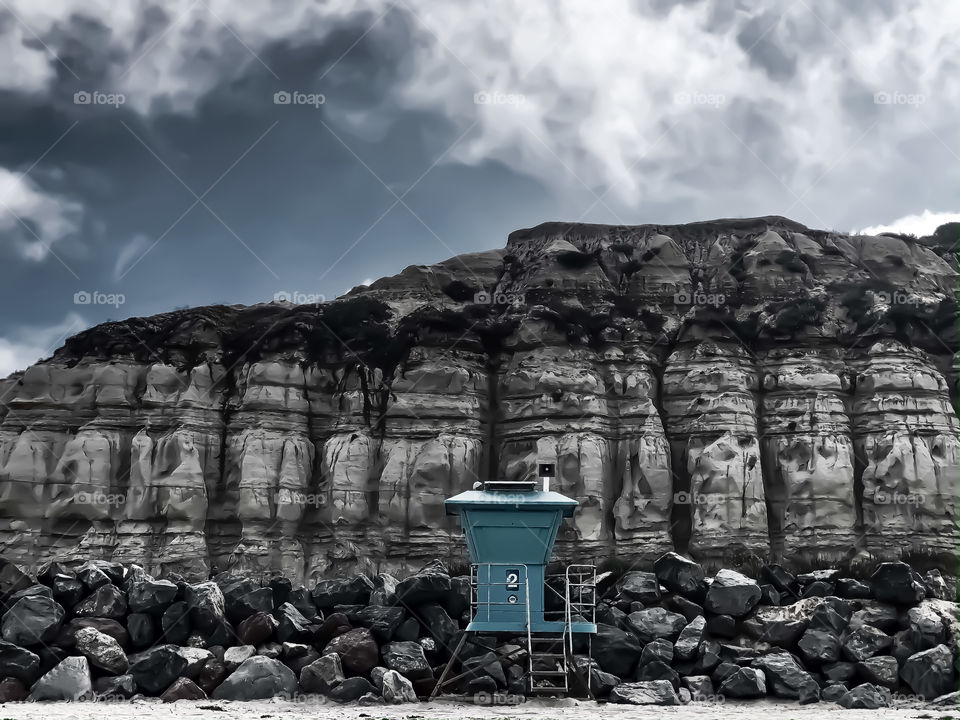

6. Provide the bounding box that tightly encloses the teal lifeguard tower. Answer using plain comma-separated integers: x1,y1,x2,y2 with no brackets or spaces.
434,464,597,697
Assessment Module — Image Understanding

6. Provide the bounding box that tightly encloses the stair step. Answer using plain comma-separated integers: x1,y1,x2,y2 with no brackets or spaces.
531,670,567,677
529,684,568,693
530,652,565,659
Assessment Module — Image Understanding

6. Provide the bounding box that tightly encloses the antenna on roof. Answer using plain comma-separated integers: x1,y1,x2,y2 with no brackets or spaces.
538,463,555,492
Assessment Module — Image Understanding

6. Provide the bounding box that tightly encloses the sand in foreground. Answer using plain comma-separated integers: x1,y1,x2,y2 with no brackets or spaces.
0,698,946,720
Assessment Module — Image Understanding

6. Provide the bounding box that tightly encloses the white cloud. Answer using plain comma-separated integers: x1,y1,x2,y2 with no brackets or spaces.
113,233,151,280
0,313,87,378
0,168,83,260
2,0,958,219
857,209,960,237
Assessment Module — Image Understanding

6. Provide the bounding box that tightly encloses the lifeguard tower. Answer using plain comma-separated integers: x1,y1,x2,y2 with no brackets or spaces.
433,464,597,697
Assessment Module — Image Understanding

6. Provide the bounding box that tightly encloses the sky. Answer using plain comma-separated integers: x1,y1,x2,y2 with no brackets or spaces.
0,0,957,376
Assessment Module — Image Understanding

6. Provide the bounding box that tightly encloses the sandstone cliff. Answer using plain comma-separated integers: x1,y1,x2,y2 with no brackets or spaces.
0,216,956,582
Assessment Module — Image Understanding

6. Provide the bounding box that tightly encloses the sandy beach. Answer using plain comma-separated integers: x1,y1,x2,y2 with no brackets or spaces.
0,698,950,720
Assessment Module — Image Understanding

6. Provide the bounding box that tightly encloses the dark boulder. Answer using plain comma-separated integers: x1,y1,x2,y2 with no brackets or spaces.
215,573,274,622
849,602,899,634
237,611,276,646
870,563,926,606
0,676,27,701
417,603,457,647
842,626,893,662
681,674,713,700
591,623,642,678
127,577,178,615
608,679,681,705
636,659,680,690
269,576,292,607
161,676,207,701
640,638,674,666
369,573,399,606
314,612,352,647
900,644,954,699
348,605,406,644
674,616,705,661
752,652,819,700
160,601,191,644
857,655,899,689
288,587,318,621
312,576,374,610
184,581,225,633
802,581,834,598
74,584,127,620
0,640,40,683
462,651,506,688
75,564,111,592
395,561,451,607
617,571,662,604
128,644,188,694
211,656,297,700
798,629,840,664
55,617,129,649
705,614,737,639
382,640,432,681
127,612,156,648
275,602,313,643
665,595,704,622
741,597,823,646
323,627,379,675
759,584,780,606
626,607,686,643
835,578,872,599
329,676,376,703
822,661,857,682
837,682,891,709
653,552,706,597
1,595,64,645
0,560,31,601
759,565,799,598
718,667,766,698
906,603,947,651
705,570,761,617
50,575,86,608
196,658,227,695
693,639,722,674
300,652,344,694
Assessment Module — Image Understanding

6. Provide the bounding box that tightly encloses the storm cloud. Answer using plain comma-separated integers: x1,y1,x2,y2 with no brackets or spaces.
0,0,957,374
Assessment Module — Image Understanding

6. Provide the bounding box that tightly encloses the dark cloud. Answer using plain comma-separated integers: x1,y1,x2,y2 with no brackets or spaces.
0,0,956,375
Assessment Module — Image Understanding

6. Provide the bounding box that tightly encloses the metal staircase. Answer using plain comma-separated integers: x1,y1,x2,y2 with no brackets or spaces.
526,563,596,696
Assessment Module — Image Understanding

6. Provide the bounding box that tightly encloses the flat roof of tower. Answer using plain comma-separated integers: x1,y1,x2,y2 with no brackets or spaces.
445,489,578,515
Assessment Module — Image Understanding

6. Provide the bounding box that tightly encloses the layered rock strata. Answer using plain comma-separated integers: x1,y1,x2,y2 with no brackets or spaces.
0,217,956,581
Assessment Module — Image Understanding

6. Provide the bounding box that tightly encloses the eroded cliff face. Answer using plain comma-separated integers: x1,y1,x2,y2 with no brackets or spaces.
0,217,956,582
